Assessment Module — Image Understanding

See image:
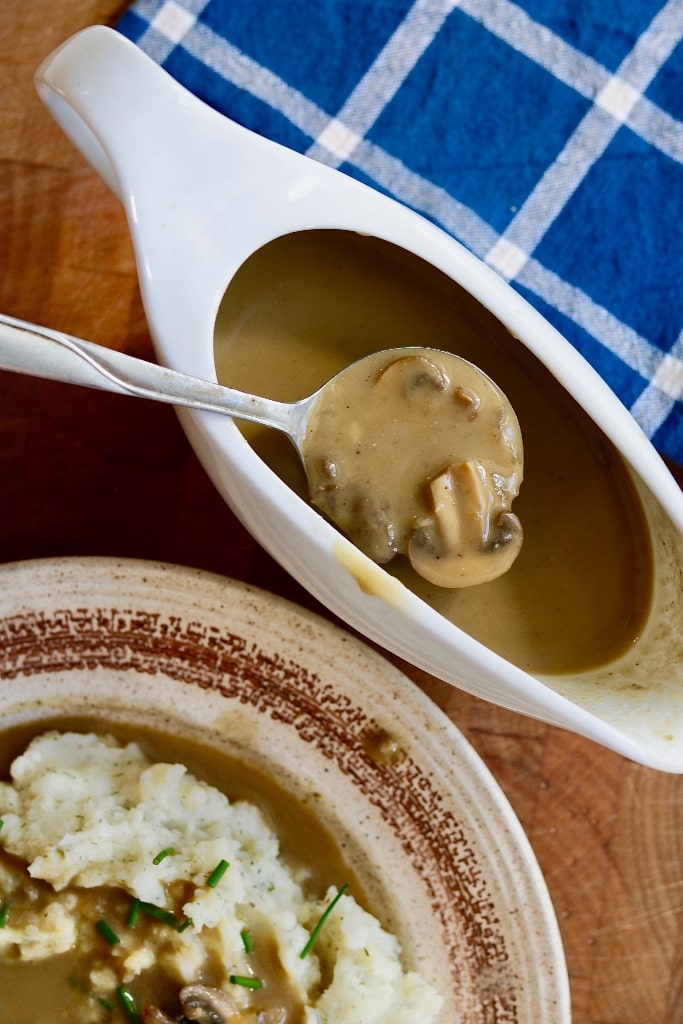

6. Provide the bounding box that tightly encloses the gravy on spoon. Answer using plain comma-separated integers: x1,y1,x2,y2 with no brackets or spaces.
303,348,524,588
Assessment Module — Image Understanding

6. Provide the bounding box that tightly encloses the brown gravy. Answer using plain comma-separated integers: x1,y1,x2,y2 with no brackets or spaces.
0,718,364,1024
214,229,653,675
303,348,524,587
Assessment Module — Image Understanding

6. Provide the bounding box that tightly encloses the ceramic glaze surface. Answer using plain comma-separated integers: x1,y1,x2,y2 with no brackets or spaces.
0,556,570,1024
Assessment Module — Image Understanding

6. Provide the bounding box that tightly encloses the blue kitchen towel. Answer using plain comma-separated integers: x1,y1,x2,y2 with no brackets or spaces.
117,0,683,464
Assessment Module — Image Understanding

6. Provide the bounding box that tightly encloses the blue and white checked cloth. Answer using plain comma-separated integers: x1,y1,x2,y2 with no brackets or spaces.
117,0,683,464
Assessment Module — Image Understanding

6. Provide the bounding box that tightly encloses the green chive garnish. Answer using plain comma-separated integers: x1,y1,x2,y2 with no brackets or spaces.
0,901,9,928
138,901,183,929
117,985,141,1024
95,918,120,946
152,846,175,865
229,974,263,989
240,928,253,953
0,819,4,831
127,898,141,927
206,859,229,888
134,901,191,932
300,884,349,959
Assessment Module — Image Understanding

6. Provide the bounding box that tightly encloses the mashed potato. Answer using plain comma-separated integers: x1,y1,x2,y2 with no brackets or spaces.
0,731,442,1024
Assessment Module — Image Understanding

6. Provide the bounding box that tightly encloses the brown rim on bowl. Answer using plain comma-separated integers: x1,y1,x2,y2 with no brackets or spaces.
0,555,570,1024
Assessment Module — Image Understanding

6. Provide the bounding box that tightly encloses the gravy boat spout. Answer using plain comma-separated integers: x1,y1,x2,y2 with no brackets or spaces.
36,26,683,771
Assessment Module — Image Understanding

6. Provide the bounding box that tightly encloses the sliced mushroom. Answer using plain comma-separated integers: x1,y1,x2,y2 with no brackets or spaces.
179,985,239,1024
142,1007,178,1024
143,986,285,1024
453,385,481,418
408,460,523,588
310,484,399,563
256,1012,288,1024
375,354,450,396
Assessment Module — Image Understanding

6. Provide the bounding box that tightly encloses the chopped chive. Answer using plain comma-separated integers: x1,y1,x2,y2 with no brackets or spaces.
0,819,4,831
138,901,183,929
206,859,229,888
229,974,263,989
0,901,9,928
127,898,141,927
117,985,141,1024
136,901,191,932
152,846,175,865
240,928,253,953
300,884,349,959
95,918,120,946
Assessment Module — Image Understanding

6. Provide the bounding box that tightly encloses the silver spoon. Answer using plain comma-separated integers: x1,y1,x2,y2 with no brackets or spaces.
0,312,315,448
0,312,523,588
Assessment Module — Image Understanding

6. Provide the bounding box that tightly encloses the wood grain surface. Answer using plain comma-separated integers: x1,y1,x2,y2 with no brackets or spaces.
1,4,683,1022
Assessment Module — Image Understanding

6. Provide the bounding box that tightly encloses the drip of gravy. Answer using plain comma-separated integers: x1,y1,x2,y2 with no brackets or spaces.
213,230,653,675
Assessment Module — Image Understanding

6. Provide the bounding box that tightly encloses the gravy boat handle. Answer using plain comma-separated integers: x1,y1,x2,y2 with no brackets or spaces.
33,26,314,365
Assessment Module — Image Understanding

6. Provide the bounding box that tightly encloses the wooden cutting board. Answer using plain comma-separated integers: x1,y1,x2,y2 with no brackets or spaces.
2,4,683,1022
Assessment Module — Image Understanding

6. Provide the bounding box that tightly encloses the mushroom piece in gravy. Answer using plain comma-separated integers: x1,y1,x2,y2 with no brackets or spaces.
302,348,523,588
144,984,286,1023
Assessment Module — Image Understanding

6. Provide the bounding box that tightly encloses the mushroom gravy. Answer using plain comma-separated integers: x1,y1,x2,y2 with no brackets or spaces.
214,230,653,676
0,720,436,1024
303,348,524,588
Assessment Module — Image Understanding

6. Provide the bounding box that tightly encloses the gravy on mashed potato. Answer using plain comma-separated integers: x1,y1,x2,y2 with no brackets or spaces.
0,727,442,1024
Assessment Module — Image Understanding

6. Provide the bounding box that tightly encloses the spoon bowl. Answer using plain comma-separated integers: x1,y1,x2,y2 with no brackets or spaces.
32,26,683,771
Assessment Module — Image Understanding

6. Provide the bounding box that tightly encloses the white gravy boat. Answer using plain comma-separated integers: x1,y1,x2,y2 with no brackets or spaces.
36,26,683,771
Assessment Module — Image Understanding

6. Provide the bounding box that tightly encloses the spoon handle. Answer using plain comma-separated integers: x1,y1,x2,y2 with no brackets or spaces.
0,313,297,435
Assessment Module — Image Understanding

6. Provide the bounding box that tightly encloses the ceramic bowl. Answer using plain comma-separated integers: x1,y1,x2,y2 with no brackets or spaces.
0,556,570,1024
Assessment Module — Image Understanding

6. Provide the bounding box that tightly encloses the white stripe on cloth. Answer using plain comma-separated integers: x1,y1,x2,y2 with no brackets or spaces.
484,0,683,280
134,0,212,61
151,0,197,43
461,0,608,98
182,22,332,138
461,0,683,167
307,0,462,166
629,98,683,165
630,333,683,435
515,258,671,382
